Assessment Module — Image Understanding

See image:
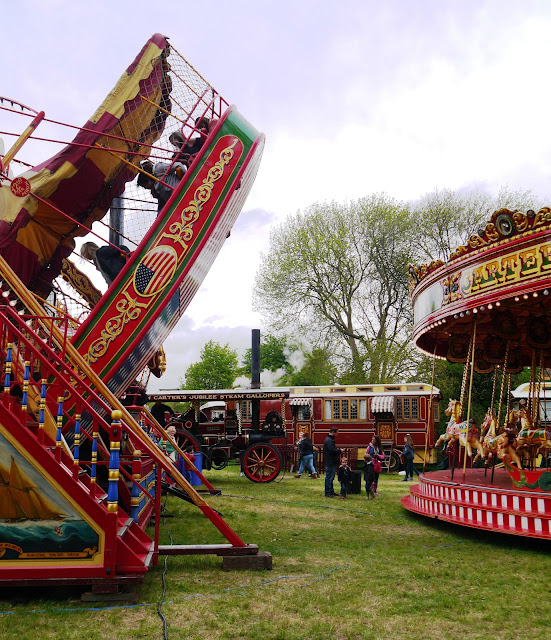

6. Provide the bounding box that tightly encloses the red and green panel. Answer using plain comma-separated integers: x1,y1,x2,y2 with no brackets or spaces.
72,108,264,396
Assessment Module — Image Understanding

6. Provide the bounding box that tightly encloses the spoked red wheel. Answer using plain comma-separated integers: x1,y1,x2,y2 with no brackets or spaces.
175,431,201,454
242,443,282,483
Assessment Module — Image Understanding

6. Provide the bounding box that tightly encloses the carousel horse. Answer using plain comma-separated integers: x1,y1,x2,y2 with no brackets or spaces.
434,398,463,448
474,407,523,467
435,399,484,458
515,406,551,461
459,418,484,459
498,423,523,467
474,407,499,465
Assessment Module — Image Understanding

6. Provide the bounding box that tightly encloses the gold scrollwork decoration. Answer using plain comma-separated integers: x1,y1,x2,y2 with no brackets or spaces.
61,258,102,308
534,207,551,227
484,223,500,242
441,272,462,305
512,212,529,232
162,138,239,251
449,245,468,261
468,234,488,249
85,291,148,364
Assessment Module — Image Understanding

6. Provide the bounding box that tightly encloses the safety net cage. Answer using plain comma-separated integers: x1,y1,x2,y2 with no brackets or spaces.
0,34,230,331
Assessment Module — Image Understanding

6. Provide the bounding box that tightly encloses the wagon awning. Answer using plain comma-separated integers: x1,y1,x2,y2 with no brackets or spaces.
289,398,313,409
371,396,395,414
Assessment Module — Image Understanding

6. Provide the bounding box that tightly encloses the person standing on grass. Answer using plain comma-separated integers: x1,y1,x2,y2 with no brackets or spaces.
367,435,385,496
323,427,342,498
402,434,419,481
363,452,375,499
295,432,318,479
337,455,352,498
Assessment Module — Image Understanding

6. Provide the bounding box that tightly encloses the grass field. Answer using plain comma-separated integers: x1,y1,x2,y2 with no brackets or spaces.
0,466,550,640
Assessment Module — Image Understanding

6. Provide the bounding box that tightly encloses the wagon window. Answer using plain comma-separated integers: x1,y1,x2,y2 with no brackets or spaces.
341,400,349,419
396,397,417,419
434,403,439,421
325,398,364,421
297,404,311,420
240,401,252,420
540,400,551,423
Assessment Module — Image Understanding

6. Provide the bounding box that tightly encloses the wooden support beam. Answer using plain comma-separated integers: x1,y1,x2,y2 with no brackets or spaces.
157,543,258,556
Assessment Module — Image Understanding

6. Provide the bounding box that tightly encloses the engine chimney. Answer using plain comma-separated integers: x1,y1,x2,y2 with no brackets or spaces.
251,329,260,429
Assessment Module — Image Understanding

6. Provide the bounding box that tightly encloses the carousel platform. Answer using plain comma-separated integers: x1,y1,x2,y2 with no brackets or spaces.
401,468,551,540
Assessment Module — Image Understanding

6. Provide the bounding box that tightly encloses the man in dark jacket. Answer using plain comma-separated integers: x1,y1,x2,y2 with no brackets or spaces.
323,427,342,497
151,399,174,428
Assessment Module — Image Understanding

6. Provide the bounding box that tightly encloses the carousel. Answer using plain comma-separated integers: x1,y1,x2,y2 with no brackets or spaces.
402,207,551,539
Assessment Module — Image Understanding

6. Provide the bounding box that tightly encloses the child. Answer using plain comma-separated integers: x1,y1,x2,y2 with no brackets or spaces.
367,435,385,496
363,453,375,499
337,456,352,499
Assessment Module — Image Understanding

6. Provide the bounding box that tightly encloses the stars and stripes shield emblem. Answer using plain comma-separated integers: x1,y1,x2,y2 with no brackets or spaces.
133,245,178,297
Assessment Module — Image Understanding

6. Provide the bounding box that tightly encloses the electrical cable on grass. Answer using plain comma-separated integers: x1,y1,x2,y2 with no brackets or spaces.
0,532,469,620
0,570,341,617
156,493,174,640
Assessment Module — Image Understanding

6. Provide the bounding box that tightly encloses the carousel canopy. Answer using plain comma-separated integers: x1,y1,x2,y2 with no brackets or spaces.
409,207,551,369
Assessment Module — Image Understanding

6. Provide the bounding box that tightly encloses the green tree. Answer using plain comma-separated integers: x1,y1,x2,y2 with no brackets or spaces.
181,340,239,390
282,346,339,386
240,334,294,378
255,188,542,388
254,195,419,383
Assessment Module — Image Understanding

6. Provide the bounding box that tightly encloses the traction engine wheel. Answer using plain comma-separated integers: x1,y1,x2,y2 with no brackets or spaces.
208,447,229,471
175,431,201,454
242,443,282,483
387,450,402,472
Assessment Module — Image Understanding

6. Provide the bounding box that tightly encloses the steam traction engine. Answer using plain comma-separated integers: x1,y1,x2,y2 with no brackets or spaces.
151,389,290,483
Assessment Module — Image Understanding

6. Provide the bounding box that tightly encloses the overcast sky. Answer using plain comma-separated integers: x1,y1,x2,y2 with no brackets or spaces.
3,0,551,391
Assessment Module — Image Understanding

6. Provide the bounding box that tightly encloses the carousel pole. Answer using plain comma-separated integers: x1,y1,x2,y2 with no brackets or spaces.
492,345,509,485
543,355,549,468
529,351,537,425
490,366,498,414
493,367,505,484
484,366,499,478
453,337,473,481
537,352,544,425
496,344,509,428
462,321,477,481
424,345,437,474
